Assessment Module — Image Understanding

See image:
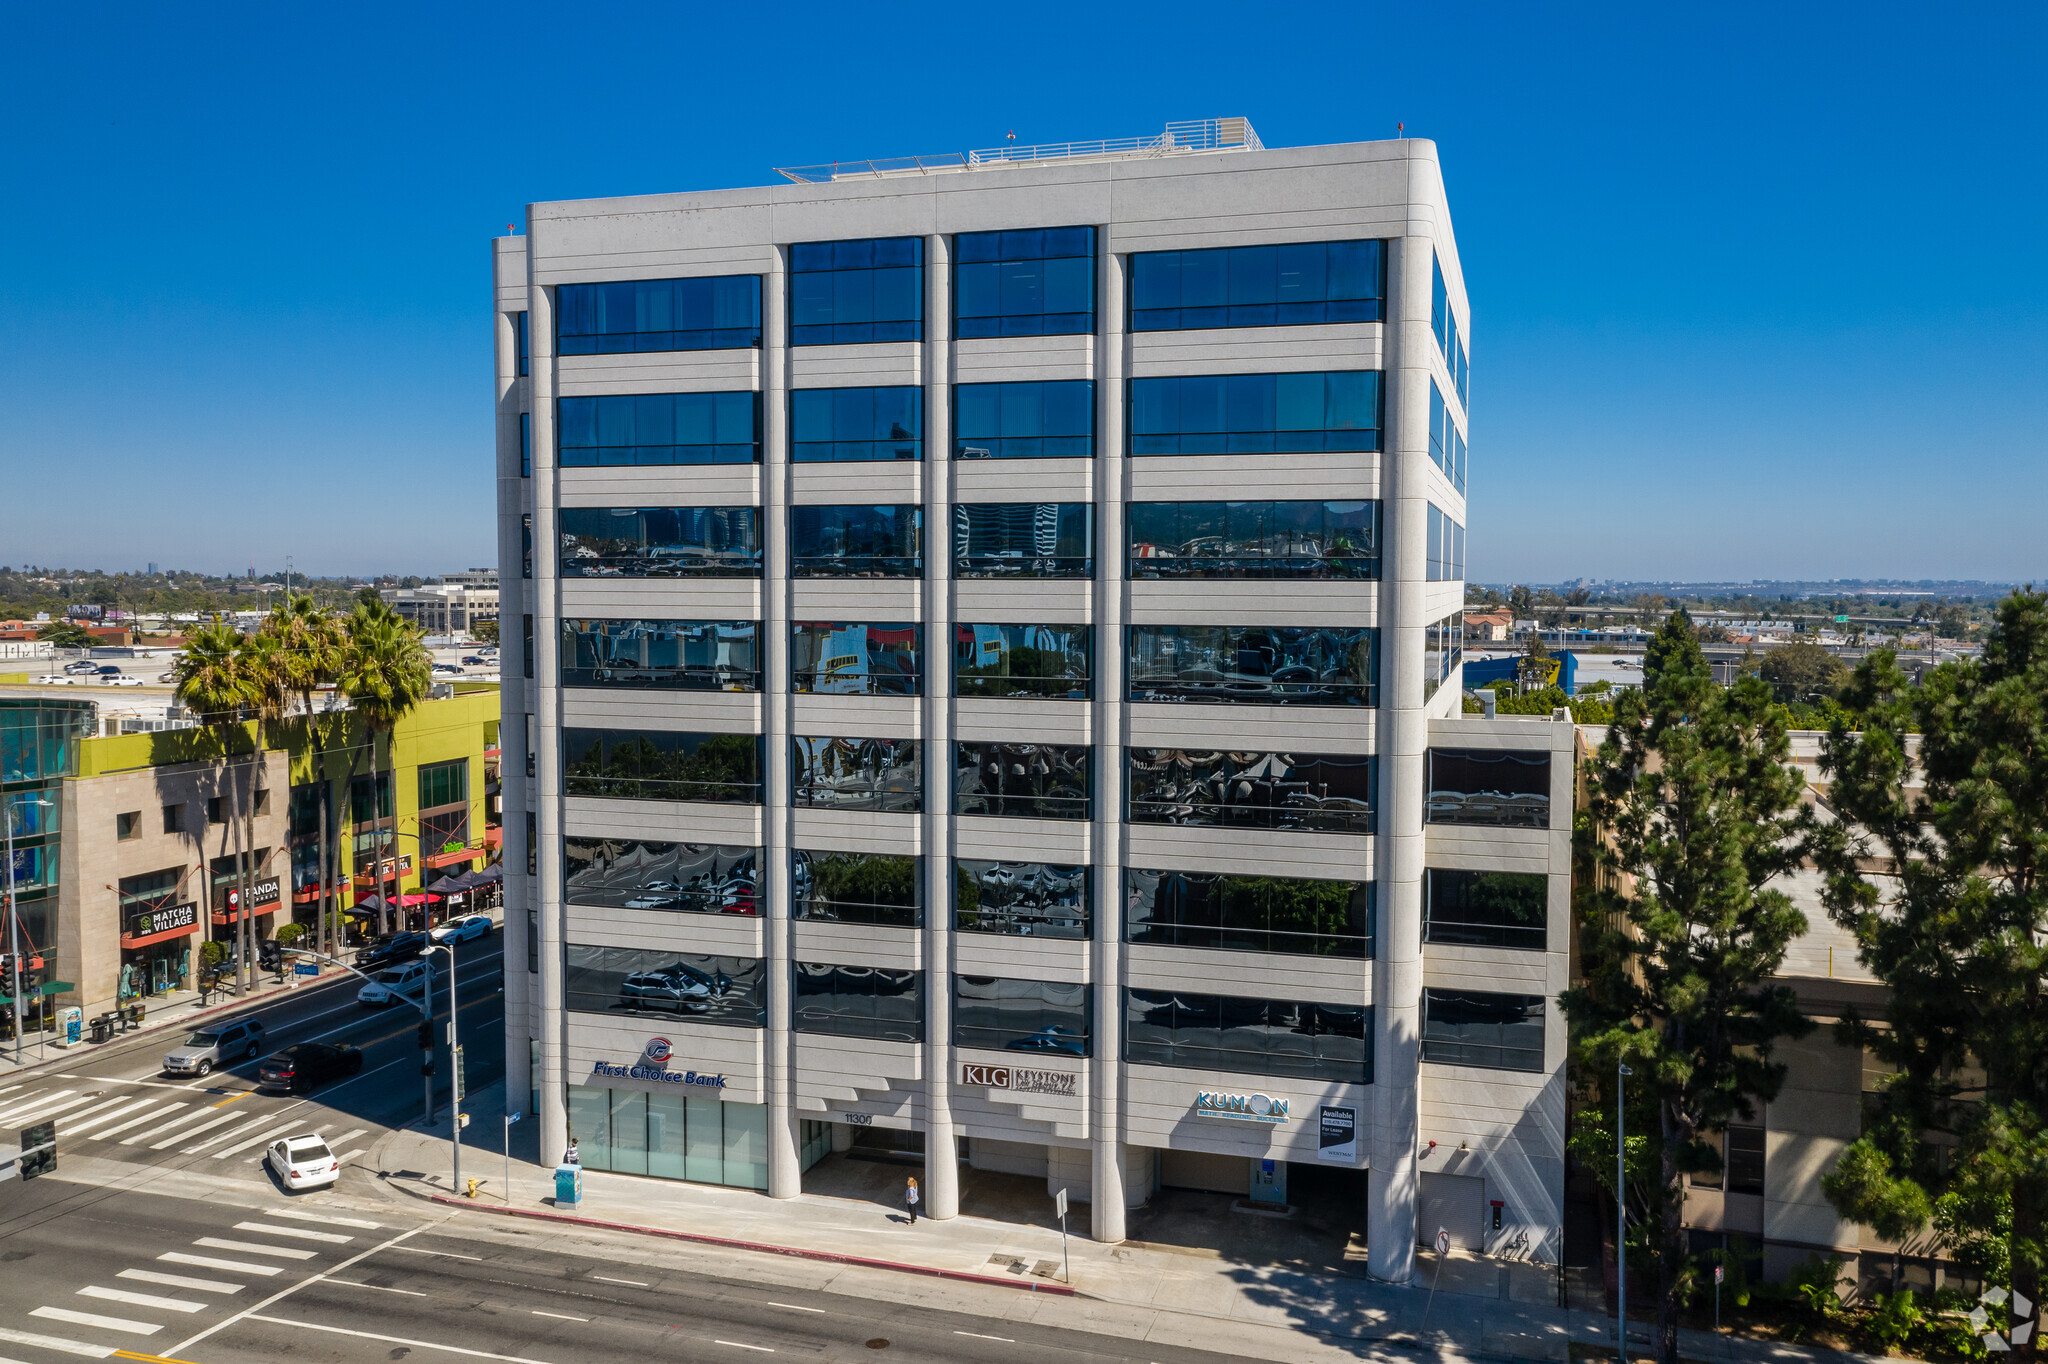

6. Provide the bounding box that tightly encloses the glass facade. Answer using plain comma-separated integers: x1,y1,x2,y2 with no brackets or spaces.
519,412,530,478
1424,749,1552,828
793,964,923,1042
1424,868,1547,951
563,839,759,916
1129,371,1381,455
1130,239,1385,330
789,505,921,577
955,859,1090,940
790,623,922,696
954,380,1094,460
1126,869,1374,958
2,701,88,995
790,386,922,462
1421,988,1545,1072
557,393,759,466
561,619,759,692
1428,380,1468,492
1127,625,1378,707
566,1086,769,1190
953,624,1090,700
1432,255,1470,407
564,944,766,1026
1424,611,1464,701
953,742,1092,820
791,737,921,812
1425,504,1465,582
515,311,528,376
954,976,1090,1056
952,503,1092,579
792,850,920,928
954,227,1095,337
1125,990,1371,1083
557,507,761,578
1127,500,1379,580
789,237,923,345
1127,748,1375,834
556,275,762,354
561,730,764,804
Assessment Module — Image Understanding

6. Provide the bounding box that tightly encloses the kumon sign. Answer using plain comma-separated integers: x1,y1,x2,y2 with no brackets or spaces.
1194,1090,1290,1123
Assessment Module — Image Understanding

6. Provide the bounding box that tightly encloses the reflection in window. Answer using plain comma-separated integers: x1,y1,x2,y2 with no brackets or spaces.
1127,625,1378,707
1131,240,1385,331
792,737,921,813
794,964,924,1042
790,386,922,462
953,503,1092,579
954,227,1095,338
565,944,764,1026
790,623,922,696
1423,611,1464,701
1127,748,1375,834
1429,380,1468,493
955,859,1090,940
1127,500,1379,580
557,507,760,579
562,730,763,804
1421,988,1545,1071
790,505,921,577
1127,869,1373,958
1424,869,1546,950
792,850,921,928
557,393,759,466
954,742,1092,820
953,625,1090,700
953,381,1094,459
515,311,528,376
1432,254,1470,408
1125,990,1371,1083
556,276,762,354
564,839,760,916
953,976,1091,1056
789,237,923,345
561,620,759,692
1424,749,1551,828
1426,504,1465,582
1694,1126,1766,1195
1129,372,1381,455
519,412,530,478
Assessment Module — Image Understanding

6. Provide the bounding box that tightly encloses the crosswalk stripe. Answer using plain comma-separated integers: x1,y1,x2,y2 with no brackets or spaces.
117,1268,242,1294
29,1306,160,1336
0,1322,117,1357
212,1120,313,1160
181,1114,272,1155
52,1095,137,1127
77,1285,205,1313
267,1207,382,1230
231,1221,352,1244
244,1122,332,1163
328,1127,369,1147
190,1238,316,1261
0,1083,29,1101
92,1102,188,1142
0,1087,62,1120
158,1252,281,1277
62,1097,161,1138
0,1090,82,1124
142,1109,236,1148
335,1147,367,1164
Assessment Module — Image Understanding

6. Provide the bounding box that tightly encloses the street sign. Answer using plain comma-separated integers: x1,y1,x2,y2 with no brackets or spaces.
1715,1264,1725,1284
1435,1226,1452,1256
293,962,319,977
508,1111,522,1124
1053,1187,1067,1219
19,1120,56,1180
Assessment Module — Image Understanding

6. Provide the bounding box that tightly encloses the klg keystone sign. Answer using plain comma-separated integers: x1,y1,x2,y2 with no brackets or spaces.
1194,1090,1290,1123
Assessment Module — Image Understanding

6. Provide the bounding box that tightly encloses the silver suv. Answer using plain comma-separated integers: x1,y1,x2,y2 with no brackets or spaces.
163,1018,265,1077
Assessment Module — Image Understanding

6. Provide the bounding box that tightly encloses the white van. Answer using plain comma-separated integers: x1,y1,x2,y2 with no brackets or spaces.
358,958,435,1008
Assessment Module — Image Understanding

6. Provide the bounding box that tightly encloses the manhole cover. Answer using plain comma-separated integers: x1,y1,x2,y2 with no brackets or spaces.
865,1340,890,1350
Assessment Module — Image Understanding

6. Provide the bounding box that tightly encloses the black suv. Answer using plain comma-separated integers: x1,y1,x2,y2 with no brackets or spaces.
258,1042,365,1093
355,932,429,971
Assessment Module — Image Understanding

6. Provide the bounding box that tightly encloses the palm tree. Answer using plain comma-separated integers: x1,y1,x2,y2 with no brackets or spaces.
261,596,345,958
171,624,255,992
338,603,432,937
237,630,292,986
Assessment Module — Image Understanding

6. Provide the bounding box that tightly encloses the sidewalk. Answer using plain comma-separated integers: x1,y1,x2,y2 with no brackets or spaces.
372,1079,1889,1364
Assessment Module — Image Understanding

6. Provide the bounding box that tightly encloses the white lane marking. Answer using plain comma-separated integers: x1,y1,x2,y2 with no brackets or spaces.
244,1122,331,1163
267,1207,382,1229
0,1087,69,1120
77,1285,206,1313
181,1114,273,1154
158,1252,281,1276
715,1342,775,1353
954,1331,1016,1342
232,1221,352,1244
117,1268,243,1294
531,1310,588,1321
766,1302,824,1312
591,1274,649,1286
95,1102,192,1142
190,1237,316,1261
326,1126,369,1147
50,1095,139,1127
29,1307,160,1336
168,1223,430,1357
213,1118,315,1159
60,1097,161,1137
332,1279,427,1295
334,1147,367,1163
391,1245,481,1260
0,1323,116,1357
60,1073,208,1092
0,1083,27,1100
237,1315,551,1363
145,1109,239,1148
0,1090,79,1124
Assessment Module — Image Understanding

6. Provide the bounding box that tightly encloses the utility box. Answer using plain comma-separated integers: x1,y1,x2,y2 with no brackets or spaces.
554,1163,582,1207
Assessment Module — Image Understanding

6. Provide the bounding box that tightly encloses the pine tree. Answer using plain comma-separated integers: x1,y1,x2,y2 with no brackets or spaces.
1562,608,1814,1364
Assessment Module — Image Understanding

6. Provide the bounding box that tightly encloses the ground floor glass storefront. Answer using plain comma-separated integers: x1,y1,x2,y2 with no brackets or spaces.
567,1085,775,1189
120,938,192,999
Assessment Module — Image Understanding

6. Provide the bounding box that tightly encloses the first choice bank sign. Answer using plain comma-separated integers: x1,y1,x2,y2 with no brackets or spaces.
589,1037,726,1088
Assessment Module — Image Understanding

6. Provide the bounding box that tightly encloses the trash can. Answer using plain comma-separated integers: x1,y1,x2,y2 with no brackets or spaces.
123,1003,145,1030
554,1163,583,1207
90,1015,115,1045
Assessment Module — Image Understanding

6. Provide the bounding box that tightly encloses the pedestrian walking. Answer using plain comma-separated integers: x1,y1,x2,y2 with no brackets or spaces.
905,1175,920,1224
563,1138,580,1166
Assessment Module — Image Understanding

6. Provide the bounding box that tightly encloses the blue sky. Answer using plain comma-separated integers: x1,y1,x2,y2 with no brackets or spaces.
1,2,2041,583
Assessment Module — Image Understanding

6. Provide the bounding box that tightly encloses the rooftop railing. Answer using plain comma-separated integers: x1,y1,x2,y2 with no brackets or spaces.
775,118,1262,185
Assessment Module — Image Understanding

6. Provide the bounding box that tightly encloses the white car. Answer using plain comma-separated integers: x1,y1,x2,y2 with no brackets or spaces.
99,675,142,687
358,958,434,1007
265,1134,340,1190
429,914,492,945
32,674,74,685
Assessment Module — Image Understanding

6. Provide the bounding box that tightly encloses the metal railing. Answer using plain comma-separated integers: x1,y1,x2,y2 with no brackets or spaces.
776,118,1261,184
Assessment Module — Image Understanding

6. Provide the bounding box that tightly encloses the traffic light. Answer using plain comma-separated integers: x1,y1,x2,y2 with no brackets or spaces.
417,1021,433,1050
421,1058,436,1078
257,940,282,972
18,1121,55,1181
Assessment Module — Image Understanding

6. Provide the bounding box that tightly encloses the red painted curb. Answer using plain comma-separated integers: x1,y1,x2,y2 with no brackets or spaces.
423,1193,1077,1296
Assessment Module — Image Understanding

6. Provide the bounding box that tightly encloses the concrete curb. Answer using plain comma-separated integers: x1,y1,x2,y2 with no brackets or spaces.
409,1189,1077,1296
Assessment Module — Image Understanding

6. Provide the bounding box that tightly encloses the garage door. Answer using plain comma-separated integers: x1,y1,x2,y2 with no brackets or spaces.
1160,1149,1248,1195
1417,1172,1486,1251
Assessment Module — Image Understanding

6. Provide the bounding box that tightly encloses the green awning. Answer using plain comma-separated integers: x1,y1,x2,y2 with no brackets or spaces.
0,981,74,1004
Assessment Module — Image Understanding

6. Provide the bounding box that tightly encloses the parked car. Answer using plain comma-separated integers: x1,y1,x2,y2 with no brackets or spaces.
162,1018,265,1076
265,1133,341,1190
429,914,492,945
257,1042,365,1093
619,962,729,1015
355,932,429,970
358,958,436,1007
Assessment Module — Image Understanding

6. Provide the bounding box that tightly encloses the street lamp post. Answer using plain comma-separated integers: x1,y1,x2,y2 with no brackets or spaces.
1618,1060,1633,1360
5,797,57,1065
428,942,462,1195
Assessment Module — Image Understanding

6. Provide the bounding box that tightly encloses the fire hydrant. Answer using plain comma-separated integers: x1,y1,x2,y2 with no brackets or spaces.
465,1178,481,1199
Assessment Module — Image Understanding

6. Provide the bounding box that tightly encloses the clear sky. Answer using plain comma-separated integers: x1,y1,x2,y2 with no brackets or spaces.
1,2,2041,583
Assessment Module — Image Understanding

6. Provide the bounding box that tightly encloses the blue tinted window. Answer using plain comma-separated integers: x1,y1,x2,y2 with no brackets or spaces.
790,386,922,462
791,623,923,696
953,975,1090,1056
556,393,759,466
954,380,1093,459
1432,253,1471,411
1131,240,1384,330
557,507,761,578
519,412,531,477
789,238,923,345
515,311,528,375
953,503,1093,579
1127,372,1381,455
1126,500,1379,580
955,227,1095,338
1427,381,1469,494
557,276,761,355
1127,625,1378,707
1426,504,1465,583
790,505,922,577
953,624,1091,700
561,620,759,692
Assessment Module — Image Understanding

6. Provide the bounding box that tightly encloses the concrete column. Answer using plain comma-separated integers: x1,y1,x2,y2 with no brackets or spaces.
491,269,534,1110
922,231,960,1222
526,229,570,1167
764,249,801,1199
1090,245,1128,1243
1368,227,1429,1284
